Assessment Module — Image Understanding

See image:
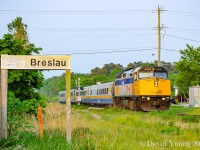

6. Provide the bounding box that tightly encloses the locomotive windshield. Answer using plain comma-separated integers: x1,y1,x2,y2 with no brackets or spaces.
139,71,167,79
139,72,154,78
154,71,167,79
138,67,168,79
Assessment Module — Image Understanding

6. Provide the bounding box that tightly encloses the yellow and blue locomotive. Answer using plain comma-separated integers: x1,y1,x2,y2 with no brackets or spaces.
113,66,171,111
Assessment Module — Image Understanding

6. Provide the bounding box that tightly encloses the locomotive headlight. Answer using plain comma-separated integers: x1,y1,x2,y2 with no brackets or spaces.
147,97,150,100
162,97,165,100
154,81,158,87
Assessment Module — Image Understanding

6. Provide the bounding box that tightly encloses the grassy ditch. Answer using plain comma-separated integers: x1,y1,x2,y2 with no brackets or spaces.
1,104,200,150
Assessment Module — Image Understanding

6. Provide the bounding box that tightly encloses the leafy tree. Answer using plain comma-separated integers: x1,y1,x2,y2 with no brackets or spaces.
0,34,45,113
101,63,123,76
7,92,46,136
81,78,93,87
71,73,89,89
0,17,46,135
142,62,155,67
109,68,123,81
90,63,123,77
39,72,91,98
7,92,27,136
175,44,200,97
92,75,110,84
7,17,28,41
126,61,143,69
90,67,101,77
126,63,134,69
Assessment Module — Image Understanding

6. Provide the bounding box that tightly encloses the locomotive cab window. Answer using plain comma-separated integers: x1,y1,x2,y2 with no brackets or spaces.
139,72,153,79
154,72,167,79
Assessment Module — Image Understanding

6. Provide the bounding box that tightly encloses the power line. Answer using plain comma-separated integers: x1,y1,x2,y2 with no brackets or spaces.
166,30,200,35
169,27,200,31
2,9,199,14
1,9,200,14
41,48,157,55
45,47,157,53
1,9,200,16
0,9,152,14
166,11,200,17
26,27,152,32
161,48,180,52
2,26,200,32
71,49,155,55
29,33,154,38
165,34,200,42
167,10,200,14
40,47,180,55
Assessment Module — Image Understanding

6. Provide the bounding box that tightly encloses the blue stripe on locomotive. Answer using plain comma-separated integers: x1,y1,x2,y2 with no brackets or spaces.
115,77,134,86
81,98,113,104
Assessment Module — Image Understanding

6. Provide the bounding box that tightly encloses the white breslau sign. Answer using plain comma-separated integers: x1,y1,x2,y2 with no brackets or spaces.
1,55,71,70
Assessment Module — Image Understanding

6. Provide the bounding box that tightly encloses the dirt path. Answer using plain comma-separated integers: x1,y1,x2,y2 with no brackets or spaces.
81,108,102,119
91,113,101,119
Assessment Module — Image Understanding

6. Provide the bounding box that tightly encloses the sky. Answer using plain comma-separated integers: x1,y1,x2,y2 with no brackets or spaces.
1,0,200,78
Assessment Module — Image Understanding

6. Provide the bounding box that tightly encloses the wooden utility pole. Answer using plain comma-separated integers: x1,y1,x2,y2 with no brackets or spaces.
158,5,161,66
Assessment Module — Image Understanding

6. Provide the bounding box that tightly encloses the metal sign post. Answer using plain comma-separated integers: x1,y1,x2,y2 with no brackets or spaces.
0,54,71,142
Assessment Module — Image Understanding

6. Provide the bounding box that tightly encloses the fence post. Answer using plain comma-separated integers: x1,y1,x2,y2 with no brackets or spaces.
38,107,43,139
51,102,54,112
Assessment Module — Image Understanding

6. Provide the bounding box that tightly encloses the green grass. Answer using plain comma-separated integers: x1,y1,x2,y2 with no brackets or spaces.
1,105,200,150
180,108,200,116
